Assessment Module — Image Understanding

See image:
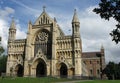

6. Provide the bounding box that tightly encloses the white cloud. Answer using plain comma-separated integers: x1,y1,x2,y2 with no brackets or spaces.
48,12,72,35
0,7,15,20
16,24,26,39
0,7,14,49
0,19,9,49
79,6,120,63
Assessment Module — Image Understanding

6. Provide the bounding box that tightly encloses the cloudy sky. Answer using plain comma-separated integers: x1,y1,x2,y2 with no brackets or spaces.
0,0,120,63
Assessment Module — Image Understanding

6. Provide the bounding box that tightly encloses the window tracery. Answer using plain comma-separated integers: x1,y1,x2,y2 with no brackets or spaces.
34,30,52,59
35,31,49,42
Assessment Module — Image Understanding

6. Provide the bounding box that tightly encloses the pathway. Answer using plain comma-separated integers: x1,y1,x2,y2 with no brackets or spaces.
56,80,92,83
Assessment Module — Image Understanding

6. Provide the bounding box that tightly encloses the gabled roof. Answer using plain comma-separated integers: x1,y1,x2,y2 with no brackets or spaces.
34,7,54,25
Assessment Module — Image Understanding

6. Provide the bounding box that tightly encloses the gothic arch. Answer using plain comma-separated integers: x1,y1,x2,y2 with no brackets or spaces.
31,49,47,67
15,64,24,77
60,63,68,77
33,29,52,59
57,61,69,70
32,58,47,77
56,62,68,78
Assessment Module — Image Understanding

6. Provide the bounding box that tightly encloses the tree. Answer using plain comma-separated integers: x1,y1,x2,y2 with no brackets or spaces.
103,62,120,80
93,0,120,44
0,46,4,56
0,56,7,76
0,41,7,76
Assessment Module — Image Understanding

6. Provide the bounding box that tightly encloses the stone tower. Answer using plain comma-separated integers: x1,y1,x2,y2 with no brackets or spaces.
72,9,83,76
6,18,17,75
100,45,106,78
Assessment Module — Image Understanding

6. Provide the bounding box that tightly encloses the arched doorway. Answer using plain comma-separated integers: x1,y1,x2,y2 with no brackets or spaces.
36,59,46,77
16,64,23,77
60,63,68,78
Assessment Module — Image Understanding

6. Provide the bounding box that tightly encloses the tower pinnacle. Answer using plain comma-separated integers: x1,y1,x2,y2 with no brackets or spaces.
8,18,16,41
72,9,79,23
43,6,46,12
72,9,80,37
10,17,16,29
101,44,104,50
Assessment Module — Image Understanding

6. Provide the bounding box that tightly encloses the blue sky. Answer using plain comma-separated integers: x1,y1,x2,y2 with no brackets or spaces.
0,0,120,63
0,0,99,31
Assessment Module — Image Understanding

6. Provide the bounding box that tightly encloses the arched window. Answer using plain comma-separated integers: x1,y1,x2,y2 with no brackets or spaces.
34,29,52,59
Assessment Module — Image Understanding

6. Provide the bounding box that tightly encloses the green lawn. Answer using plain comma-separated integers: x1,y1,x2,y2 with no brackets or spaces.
0,77,73,83
0,77,120,83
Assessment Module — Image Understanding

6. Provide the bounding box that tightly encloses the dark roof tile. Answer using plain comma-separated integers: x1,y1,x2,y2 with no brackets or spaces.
82,52,102,58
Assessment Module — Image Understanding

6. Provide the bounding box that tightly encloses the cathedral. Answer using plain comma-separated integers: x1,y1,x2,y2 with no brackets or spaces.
6,7,105,78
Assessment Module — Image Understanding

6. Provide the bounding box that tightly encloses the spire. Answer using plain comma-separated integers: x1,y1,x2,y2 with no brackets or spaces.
72,9,79,23
29,20,32,24
54,17,57,23
101,44,104,55
101,44,104,50
72,9,80,37
8,17,16,41
43,6,46,12
10,18,16,29
28,20,32,31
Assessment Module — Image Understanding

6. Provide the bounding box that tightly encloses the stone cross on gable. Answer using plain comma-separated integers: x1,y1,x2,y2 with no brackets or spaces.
43,6,46,12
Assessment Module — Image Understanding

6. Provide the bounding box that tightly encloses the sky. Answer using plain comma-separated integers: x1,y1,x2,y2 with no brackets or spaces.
0,0,120,63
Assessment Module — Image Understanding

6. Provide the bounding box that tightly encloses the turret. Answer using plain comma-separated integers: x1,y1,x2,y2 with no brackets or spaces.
101,44,104,55
72,9,80,37
8,18,16,41
28,20,32,34
71,9,83,76
100,44,106,79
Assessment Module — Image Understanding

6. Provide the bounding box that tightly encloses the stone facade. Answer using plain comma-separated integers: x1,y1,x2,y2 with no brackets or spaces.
6,7,105,78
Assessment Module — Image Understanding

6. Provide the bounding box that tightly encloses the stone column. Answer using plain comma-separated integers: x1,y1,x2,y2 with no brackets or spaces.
24,60,29,77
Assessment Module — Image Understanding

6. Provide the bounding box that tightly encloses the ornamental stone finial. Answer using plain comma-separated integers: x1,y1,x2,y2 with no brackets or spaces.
43,6,46,12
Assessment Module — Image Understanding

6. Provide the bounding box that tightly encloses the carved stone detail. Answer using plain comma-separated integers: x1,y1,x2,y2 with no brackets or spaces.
35,32,48,41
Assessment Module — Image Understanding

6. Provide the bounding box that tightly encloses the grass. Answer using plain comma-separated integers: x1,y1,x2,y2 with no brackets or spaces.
77,80,120,83
0,77,73,83
0,77,120,83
